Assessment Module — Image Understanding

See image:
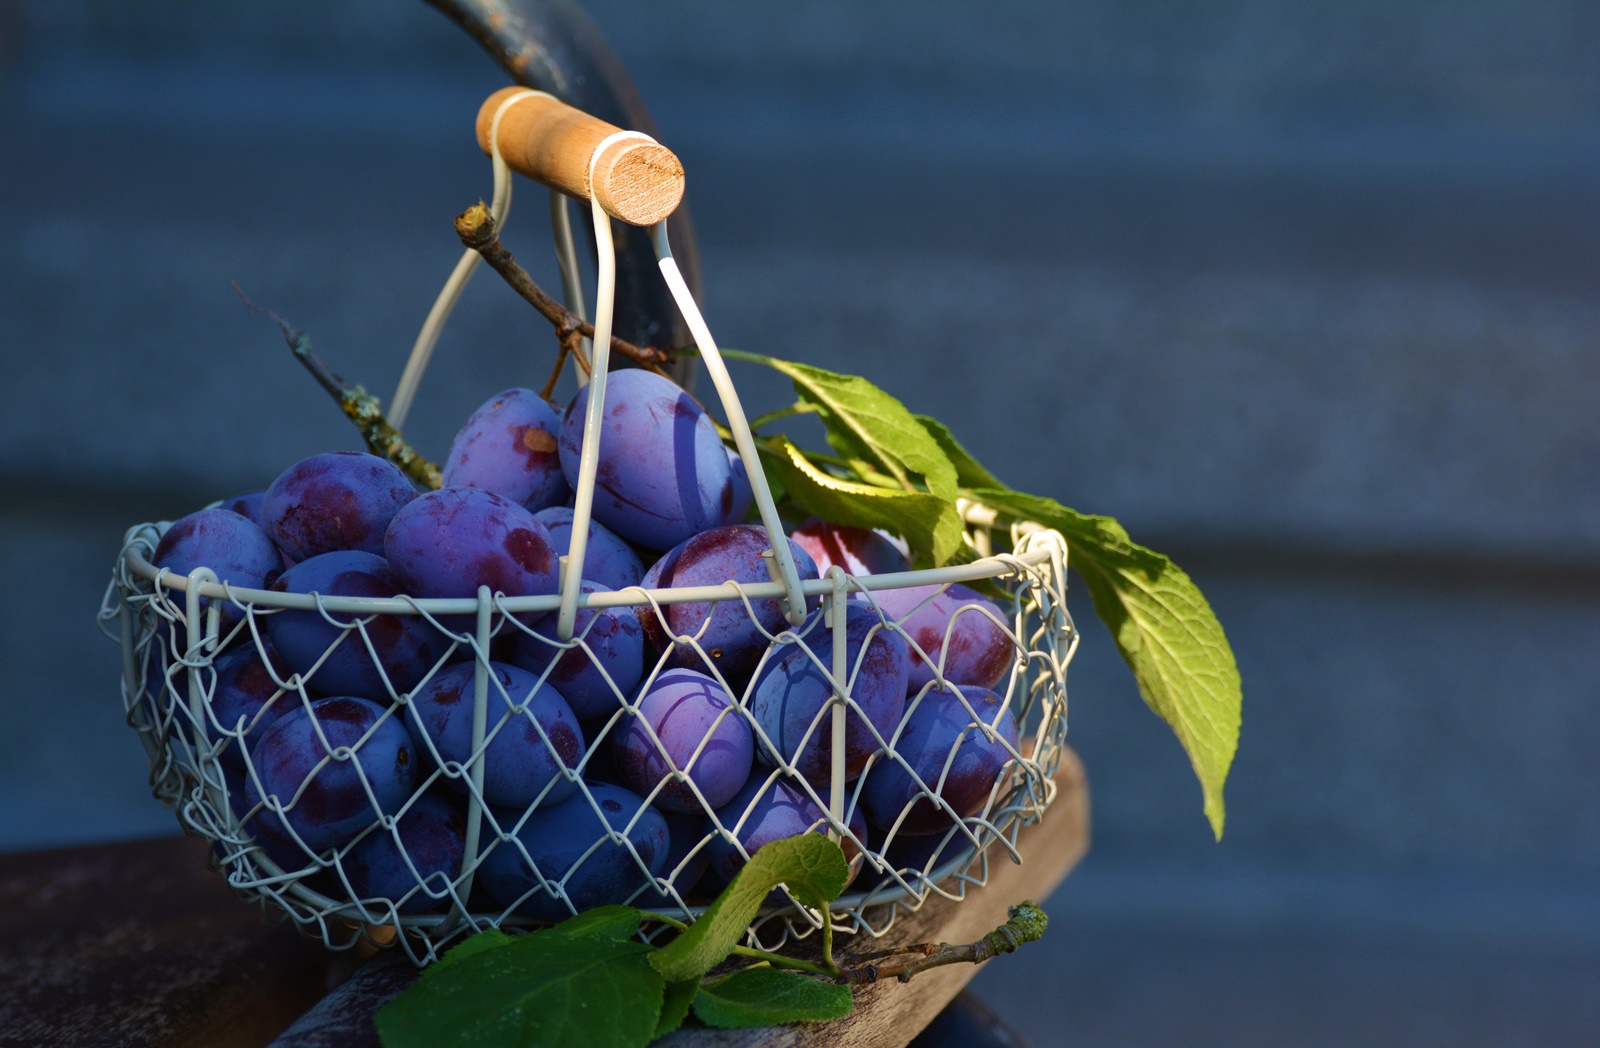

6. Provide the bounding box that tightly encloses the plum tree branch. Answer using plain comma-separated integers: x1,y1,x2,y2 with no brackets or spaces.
235,285,443,490
834,901,1047,985
453,202,674,378
541,327,582,400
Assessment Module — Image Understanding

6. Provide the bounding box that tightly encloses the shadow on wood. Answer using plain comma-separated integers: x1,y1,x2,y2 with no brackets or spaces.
0,834,345,1048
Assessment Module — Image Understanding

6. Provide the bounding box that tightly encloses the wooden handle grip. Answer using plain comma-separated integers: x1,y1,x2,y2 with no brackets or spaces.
475,87,685,227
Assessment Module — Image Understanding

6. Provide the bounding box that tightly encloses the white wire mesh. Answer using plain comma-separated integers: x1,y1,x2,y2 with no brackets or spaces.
98,515,1074,965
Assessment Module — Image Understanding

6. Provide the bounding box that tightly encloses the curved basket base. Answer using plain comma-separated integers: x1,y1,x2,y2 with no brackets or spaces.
274,754,1089,1046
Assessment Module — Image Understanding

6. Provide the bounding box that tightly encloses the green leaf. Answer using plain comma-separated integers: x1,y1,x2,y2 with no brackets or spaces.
429,928,516,973
693,968,853,1029
968,487,1242,839
650,834,851,983
760,436,966,568
655,979,700,1039
551,905,643,942
723,349,958,500
375,932,663,1048
916,414,1004,490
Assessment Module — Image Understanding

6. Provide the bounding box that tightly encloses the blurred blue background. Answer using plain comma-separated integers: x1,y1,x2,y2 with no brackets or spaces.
1,2,1597,1044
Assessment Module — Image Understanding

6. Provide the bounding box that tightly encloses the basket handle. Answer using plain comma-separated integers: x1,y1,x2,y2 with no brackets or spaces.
556,140,809,641
475,86,686,227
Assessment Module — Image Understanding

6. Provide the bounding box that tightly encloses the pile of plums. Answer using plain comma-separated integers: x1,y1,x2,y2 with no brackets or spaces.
144,370,1022,920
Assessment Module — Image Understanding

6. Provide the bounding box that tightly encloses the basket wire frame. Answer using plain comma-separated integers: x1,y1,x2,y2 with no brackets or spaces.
96,116,1079,965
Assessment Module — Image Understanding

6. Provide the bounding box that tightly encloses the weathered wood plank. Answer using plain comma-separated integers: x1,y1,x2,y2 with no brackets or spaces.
0,834,344,1048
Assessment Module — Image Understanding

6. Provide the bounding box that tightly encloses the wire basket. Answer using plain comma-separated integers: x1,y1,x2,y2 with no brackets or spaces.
97,90,1079,966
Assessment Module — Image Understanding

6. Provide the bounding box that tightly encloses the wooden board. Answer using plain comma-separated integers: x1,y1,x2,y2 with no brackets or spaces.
0,833,346,1048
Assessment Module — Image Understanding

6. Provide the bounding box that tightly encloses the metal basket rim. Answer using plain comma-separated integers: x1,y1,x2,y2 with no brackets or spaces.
119,522,1062,617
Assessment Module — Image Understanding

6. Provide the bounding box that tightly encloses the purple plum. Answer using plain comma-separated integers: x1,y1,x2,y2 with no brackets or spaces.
749,603,910,784
874,583,1013,690
267,551,448,701
383,487,559,615
245,696,418,853
477,783,669,921
508,581,644,719
791,517,910,579
637,525,819,681
613,668,754,813
860,685,1019,838
442,387,571,513
206,635,300,773
559,369,742,551
261,452,417,562
705,775,867,891
405,661,583,810
532,506,644,593
218,490,266,527
341,790,468,914
152,508,282,624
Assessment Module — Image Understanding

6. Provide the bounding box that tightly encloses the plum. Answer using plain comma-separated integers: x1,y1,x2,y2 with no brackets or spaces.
442,387,570,513
153,507,281,624
245,696,418,853
860,685,1019,837
261,452,417,562
532,506,643,593
218,490,266,527
341,790,468,914
406,661,583,810
613,668,753,813
509,581,643,719
705,775,867,891
383,487,559,616
477,783,669,921
634,806,713,908
637,525,819,681
874,583,1013,690
206,635,299,773
267,551,448,701
749,603,909,784
725,449,754,525
559,369,742,551
791,517,910,579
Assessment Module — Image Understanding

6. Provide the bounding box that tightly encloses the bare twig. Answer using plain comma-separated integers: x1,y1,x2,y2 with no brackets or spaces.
454,202,673,378
835,901,1047,986
235,285,443,490
541,328,581,401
